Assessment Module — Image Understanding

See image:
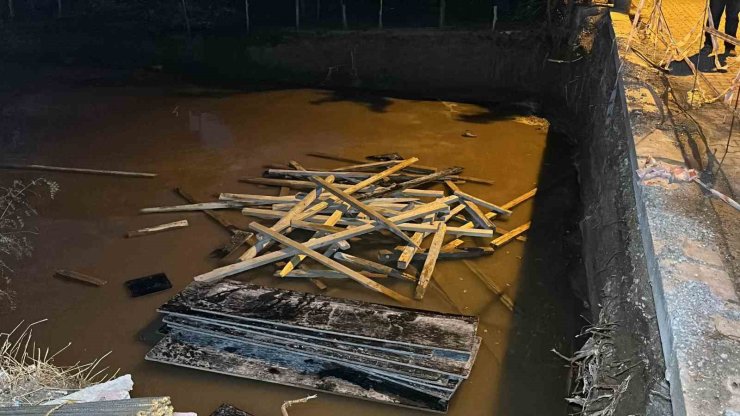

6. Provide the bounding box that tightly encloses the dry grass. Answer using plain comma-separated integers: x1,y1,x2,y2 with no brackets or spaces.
0,320,115,407
553,322,632,416
0,178,59,312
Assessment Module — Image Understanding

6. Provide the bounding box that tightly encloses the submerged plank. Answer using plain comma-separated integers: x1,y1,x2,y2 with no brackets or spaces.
414,223,447,300
162,281,478,353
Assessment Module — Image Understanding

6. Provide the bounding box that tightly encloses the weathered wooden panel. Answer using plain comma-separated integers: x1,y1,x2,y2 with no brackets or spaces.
163,314,473,377
146,331,449,413
164,316,459,387
162,281,478,352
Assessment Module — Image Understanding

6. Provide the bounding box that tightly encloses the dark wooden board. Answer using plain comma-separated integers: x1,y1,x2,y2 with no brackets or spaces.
161,281,478,353
160,308,473,364
146,330,449,413
163,317,459,387
164,315,473,378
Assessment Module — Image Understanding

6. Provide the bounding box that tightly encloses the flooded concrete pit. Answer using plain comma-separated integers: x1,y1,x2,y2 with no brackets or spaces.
1,72,583,415
1,11,668,416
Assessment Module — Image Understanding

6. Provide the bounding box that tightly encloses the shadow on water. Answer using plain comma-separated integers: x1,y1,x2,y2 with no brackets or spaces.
453,101,541,124
309,89,393,113
493,126,584,415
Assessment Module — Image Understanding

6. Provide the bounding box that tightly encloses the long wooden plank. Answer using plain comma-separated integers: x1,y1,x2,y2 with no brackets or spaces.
162,314,471,378
444,180,493,230
311,176,418,247
239,176,334,261
250,222,412,303
164,320,457,386
219,193,299,204
0,163,156,178
290,220,493,238
141,202,243,213
398,204,466,269
306,152,436,174
491,222,530,247
160,307,473,363
332,160,398,172
195,200,452,283
343,157,419,194
442,187,536,251
414,223,447,300
361,167,464,200
277,269,387,279
146,332,449,413
398,213,436,270
162,281,478,352
279,210,344,277
333,252,416,282
453,190,512,217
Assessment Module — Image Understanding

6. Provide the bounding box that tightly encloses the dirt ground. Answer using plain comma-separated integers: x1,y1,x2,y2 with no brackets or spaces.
0,66,585,415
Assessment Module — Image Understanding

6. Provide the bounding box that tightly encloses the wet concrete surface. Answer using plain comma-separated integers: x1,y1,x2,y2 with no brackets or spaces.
0,67,582,415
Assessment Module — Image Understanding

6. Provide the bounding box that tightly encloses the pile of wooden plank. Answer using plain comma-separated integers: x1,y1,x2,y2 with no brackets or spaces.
140,153,535,303
146,280,481,413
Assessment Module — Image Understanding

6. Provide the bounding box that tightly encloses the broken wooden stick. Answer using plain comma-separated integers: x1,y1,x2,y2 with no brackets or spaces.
126,220,189,238
414,222,447,300
194,200,451,283
55,269,107,286
445,181,494,230
333,252,416,282
491,222,530,248
250,222,411,303
360,166,464,200
0,163,156,178
397,204,467,269
310,176,419,248
453,189,512,217
239,175,334,261
442,187,536,251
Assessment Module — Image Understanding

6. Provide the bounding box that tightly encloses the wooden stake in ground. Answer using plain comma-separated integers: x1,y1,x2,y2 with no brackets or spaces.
491,222,530,248
250,223,411,303
0,163,156,178
55,269,107,286
311,176,419,248
414,222,447,300
126,220,189,238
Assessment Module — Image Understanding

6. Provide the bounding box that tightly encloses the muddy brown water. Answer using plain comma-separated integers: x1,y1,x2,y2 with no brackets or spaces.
1,69,582,415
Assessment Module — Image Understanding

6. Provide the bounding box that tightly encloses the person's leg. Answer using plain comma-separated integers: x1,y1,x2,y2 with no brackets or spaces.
724,0,740,52
707,0,727,48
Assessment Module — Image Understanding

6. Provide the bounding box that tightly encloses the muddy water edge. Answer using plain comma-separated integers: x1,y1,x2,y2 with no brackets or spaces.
0,66,583,416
